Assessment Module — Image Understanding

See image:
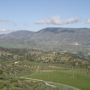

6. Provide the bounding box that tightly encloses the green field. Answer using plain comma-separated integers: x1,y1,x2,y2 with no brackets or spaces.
24,64,90,90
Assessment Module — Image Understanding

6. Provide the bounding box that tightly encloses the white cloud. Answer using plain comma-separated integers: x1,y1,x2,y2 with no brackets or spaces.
0,19,16,34
86,18,90,24
64,17,80,24
0,29,7,32
35,16,62,25
35,16,80,25
0,29,12,34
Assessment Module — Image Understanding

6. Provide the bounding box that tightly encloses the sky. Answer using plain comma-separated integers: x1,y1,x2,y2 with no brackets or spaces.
0,0,90,33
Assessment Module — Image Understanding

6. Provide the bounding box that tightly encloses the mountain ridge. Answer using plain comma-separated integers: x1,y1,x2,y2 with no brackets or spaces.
0,27,90,53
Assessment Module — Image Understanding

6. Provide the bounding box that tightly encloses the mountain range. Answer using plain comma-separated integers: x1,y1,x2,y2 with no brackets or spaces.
0,27,90,53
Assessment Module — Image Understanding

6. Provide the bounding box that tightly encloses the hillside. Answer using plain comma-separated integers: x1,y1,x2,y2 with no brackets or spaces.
0,47,90,90
0,27,90,53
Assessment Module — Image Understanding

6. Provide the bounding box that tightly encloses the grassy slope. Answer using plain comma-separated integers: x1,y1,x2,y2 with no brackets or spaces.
29,69,90,90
